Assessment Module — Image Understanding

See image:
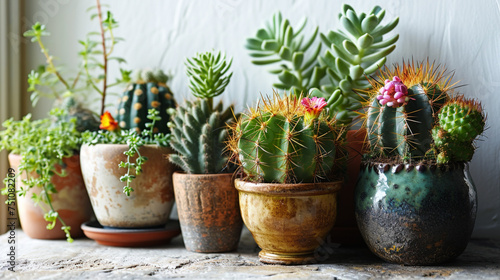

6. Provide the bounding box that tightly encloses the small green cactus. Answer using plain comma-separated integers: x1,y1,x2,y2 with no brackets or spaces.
432,97,486,163
310,4,399,123
116,69,176,134
168,51,235,174
365,61,451,161
230,94,341,183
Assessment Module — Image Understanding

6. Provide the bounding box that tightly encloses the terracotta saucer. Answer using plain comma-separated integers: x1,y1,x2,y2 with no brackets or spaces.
81,220,181,247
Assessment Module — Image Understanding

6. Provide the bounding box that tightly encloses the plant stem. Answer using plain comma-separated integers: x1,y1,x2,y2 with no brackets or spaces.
96,0,108,116
36,36,70,91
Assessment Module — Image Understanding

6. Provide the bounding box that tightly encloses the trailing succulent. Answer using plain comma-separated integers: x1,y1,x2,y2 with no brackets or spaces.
246,4,399,124
168,51,236,174
364,60,486,164
229,93,343,184
116,69,176,134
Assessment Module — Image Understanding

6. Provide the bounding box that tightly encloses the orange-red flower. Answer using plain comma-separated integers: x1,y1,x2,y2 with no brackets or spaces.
100,111,119,131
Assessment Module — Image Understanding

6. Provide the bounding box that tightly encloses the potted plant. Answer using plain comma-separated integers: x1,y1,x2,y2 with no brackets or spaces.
245,4,399,244
80,69,178,228
229,93,344,265
354,60,486,265
167,50,242,253
0,0,123,241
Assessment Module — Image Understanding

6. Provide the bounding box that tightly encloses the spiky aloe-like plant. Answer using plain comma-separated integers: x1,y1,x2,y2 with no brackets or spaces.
310,4,399,123
364,61,455,162
168,51,235,174
245,12,324,96
229,93,343,183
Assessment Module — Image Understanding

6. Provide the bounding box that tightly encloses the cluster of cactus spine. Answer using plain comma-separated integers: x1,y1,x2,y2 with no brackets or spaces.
116,69,176,134
245,12,324,96
229,93,342,184
432,97,486,163
365,61,452,161
168,51,235,174
310,4,399,123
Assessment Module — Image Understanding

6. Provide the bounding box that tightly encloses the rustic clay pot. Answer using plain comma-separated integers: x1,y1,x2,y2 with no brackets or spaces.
235,179,342,265
330,128,366,244
8,154,93,239
80,144,176,228
355,162,477,265
173,172,242,253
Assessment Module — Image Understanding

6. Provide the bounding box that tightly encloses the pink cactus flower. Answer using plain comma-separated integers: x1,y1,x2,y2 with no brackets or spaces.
301,97,327,124
377,76,410,108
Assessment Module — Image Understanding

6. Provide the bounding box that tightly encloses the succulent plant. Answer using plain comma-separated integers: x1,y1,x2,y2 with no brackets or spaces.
432,97,486,163
116,69,176,134
365,61,452,161
310,4,399,123
229,94,342,183
168,51,235,174
245,12,324,96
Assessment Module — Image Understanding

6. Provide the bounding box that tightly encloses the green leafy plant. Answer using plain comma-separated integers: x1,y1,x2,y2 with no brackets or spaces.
0,109,81,242
168,51,236,174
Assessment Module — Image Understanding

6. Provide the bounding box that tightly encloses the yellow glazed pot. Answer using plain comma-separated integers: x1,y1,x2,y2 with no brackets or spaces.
235,179,342,265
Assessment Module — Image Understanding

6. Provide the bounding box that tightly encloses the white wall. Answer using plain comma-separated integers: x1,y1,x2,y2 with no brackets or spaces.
23,0,500,239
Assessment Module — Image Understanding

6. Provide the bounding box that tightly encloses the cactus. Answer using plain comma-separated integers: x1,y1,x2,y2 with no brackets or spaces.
116,69,176,134
432,97,486,163
245,12,324,96
365,61,452,160
168,51,235,174
310,4,399,123
230,94,341,183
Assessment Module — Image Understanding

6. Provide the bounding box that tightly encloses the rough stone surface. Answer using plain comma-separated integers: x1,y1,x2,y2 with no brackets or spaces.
1,228,499,279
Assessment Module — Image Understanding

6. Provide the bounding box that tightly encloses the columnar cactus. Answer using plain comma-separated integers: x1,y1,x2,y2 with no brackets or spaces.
432,97,486,163
366,61,451,160
310,4,399,123
116,69,176,134
230,94,341,183
168,51,235,174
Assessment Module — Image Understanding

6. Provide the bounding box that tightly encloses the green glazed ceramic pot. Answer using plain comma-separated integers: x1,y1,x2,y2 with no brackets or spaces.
355,162,477,265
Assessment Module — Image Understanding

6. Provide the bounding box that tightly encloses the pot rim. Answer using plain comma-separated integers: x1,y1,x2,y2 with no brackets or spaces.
360,160,465,174
173,171,234,178
234,178,342,196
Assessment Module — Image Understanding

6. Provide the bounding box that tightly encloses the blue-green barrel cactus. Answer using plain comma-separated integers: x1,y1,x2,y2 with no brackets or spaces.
230,94,341,183
365,61,451,160
116,69,176,134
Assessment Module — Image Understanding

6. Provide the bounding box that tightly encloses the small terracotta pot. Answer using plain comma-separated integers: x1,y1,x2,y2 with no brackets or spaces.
235,179,342,265
8,153,92,239
80,144,176,228
173,172,242,253
355,162,477,265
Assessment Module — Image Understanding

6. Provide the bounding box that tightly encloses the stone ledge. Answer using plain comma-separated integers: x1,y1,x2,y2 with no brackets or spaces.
1,228,499,279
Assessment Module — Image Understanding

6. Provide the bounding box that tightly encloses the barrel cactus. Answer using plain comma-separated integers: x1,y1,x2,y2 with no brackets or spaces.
168,50,235,174
230,94,341,183
432,97,486,163
364,60,485,164
116,69,176,134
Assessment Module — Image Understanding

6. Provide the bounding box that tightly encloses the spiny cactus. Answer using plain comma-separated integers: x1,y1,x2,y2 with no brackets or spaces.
432,96,486,163
116,69,176,134
169,99,234,174
169,50,235,174
310,4,399,123
230,93,342,183
245,12,324,96
365,61,452,160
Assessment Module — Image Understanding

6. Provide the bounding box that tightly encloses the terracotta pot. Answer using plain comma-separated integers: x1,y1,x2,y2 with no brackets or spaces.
235,179,342,265
330,128,366,244
80,144,176,228
173,172,242,253
8,153,92,239
355,162,477,265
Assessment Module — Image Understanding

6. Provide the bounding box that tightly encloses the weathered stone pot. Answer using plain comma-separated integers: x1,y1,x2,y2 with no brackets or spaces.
80,144,176,228
173,172,242,253
8,153,92,239
235,179,342,265
355,162,477,265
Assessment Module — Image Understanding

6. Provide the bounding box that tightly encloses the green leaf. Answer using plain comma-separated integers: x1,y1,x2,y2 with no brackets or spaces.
363,57,386,74
357,33,374,49
349,65,364,80
336,58,350,76
339,79,352,93
261,40,280,51
371,17,399,38
245,38,263,50
340,16,360,37
370,34,399,49
279,46,292,60
292,52,304,70
343,40,359,55
361,45,396,65
361,15,379,33
278,70,300,87
251,58,282,65
256,28,272,40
